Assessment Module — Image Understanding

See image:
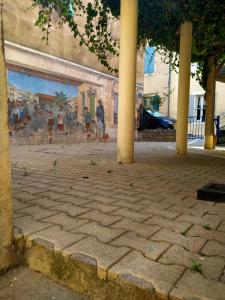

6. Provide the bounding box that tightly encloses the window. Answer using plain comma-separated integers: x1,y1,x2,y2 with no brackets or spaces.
195,95,205,122
144,47,155,75
143,94,160,112
69,1,75,17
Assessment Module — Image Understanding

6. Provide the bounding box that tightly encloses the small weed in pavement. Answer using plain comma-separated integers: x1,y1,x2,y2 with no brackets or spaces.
191,260,202,273
23,167,29,176
53,160,58,166
203,224,211,230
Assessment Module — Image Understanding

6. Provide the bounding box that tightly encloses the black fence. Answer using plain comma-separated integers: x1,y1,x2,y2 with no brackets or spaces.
188,116,221,140
188,116,205,139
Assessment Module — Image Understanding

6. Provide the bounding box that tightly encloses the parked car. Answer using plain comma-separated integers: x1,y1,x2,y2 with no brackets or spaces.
138,110,176,130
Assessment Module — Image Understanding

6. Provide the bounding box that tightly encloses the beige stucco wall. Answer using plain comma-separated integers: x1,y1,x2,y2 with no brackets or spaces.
145,52,225,118
170,71,225,118
144,52,170,115
3,0,143,84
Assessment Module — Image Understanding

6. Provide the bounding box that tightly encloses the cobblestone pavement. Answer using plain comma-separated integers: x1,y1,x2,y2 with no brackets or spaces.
11,142,225,300
0,267,86,300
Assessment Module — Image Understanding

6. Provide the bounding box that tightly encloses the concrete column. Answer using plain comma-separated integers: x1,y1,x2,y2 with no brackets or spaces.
204,56,216,149
0,2,13,272
117,0,138,163
176,22,193,155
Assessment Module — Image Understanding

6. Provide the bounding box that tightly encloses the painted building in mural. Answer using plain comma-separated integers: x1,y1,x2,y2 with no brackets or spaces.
3,0,144,143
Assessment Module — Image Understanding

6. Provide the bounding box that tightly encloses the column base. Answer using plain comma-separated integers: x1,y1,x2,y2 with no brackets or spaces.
204,135,216,150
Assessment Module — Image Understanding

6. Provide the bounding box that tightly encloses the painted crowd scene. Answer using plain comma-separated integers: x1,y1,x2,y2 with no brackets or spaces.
8,69,107,145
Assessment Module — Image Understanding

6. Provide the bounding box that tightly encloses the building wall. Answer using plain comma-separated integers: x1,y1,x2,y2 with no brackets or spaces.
144,52,225,118
144,52,170,115
3,0,143,84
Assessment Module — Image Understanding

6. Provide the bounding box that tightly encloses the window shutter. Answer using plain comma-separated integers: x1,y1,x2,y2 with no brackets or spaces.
144,47,155,75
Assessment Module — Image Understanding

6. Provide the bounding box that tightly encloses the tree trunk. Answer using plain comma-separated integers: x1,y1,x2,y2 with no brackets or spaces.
0,1,13,272
204,55,216,149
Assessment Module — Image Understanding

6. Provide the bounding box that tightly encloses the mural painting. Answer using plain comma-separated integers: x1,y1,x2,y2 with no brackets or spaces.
7,69,107,144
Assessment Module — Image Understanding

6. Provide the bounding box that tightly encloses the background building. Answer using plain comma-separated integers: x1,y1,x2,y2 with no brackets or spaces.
144,49,225,121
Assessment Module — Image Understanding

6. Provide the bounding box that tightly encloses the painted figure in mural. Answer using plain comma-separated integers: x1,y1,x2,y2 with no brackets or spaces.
65,108,75,134
83,107,92,139
11,101,20,129
74,105,79,124
96,99,105,140
137,102,144,130
57,114,64,135
47,111,54,143
33,100,38,116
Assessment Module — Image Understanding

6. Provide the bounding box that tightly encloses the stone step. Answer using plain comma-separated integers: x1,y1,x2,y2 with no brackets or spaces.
14,231,225,300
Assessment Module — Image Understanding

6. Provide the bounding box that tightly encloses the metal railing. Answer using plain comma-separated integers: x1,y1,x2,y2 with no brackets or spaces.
188,116,205,139
188,115,224,142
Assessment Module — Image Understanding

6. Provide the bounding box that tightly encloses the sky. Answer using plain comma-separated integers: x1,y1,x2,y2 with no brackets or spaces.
8,70,78,98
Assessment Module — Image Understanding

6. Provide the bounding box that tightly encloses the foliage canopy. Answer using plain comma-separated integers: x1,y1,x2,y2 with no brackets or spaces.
32,0,225,88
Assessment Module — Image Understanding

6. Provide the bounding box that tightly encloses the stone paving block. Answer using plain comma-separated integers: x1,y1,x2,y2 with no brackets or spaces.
138,194,165,203
138,199,172,210
64,236,130,278
176,213,222,229
112,194,141,203
64,189,91,199
13,199,35,211
21,186,45,195
112,188,139,197
87,194,115,204
82,201,120,213
27,197,63,209
159,244,225,280
170,269,225,300
61,195,92,206
14,215,51,235
108,250,185,299
187,224,225,244
221,273,225,284
48,186,69,193
14,212,29,219
110,200,146,212
79,209,122,226
143,206,181,220
111,232,170,261
111,208,150,223
37,191,69,201
14,192,43,202
91,190,117,198
162,195,197,208
201,240,225,258
151,228,206,253
73,221,124,243
29,225,86,251
145,215,191,234
53,203,90,217
19,205,58,220
218,221,225,233
168,204,206,217
111,218,160,238
42,213,89,231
